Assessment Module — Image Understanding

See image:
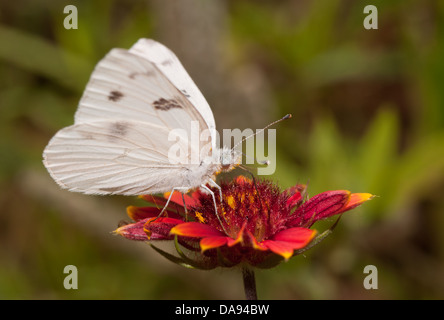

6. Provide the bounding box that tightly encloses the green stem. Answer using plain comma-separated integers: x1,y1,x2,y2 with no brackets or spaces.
242,266,258,300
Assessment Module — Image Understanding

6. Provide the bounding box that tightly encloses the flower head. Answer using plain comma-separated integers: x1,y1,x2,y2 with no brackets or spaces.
115,176,373,269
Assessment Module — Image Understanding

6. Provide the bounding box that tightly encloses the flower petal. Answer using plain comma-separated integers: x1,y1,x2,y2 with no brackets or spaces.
127,206,182,221
144,217,184,239
261,240,296,260
342,193,374,211
114,218,150,241
285,184,306,209
289,190,351,227
138,194,189,215
226,225,246,248
254,228,316,260
139,194,168,207
197,223,247,252
272,227,317,246
163,191,199,208
170,222,226,238
235,175,252,184
245,230,268,251
287,192,302,208
261,229,316,260
200,236,229,252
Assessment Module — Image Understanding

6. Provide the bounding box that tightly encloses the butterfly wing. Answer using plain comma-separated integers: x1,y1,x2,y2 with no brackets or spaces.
74,47,209,139
43,120,202,195
43,39,217,195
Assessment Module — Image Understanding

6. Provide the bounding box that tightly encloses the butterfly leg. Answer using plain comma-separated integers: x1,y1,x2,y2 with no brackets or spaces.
200,184,228,234
157,187,190,219
207,179,227,223
181,193,189,221
208,178,223,203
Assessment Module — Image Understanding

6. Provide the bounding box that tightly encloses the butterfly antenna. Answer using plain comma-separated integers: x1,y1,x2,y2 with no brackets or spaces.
239,165,255,181
231,114,292,152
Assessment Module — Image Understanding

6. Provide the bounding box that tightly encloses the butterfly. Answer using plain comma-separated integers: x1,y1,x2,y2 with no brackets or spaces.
43,39,243,222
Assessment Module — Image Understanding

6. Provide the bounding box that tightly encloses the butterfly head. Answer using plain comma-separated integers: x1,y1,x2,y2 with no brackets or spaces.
217,146,242,173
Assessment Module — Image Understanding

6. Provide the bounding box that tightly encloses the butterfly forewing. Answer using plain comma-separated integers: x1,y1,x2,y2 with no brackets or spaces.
75,48,207,138
129,39,217,148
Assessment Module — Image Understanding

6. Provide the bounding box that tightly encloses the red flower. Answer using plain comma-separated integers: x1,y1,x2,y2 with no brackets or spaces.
115,176,373,269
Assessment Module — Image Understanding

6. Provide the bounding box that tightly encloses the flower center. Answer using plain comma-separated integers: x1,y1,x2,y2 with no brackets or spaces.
192,179,290,243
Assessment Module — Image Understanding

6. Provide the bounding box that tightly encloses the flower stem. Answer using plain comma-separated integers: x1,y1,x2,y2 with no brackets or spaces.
242,266,258,300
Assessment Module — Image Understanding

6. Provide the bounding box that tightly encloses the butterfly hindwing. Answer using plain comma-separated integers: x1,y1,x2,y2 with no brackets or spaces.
43,120,200,195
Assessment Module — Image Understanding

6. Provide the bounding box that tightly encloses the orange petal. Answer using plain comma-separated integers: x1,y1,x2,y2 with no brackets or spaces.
170,222,225,238
246,231,268,251
226,223,246,247
344,193,374,210
260,228,317,260
272,227,317,248
200,236,229,252
164,191,198,208
235,175,252,184
261,240,296,260
200,223,246,252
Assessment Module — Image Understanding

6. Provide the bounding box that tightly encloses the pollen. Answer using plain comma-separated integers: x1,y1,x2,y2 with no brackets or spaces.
195,211,206,223
227,195,236,209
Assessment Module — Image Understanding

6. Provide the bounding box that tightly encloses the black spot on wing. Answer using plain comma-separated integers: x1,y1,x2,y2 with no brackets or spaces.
109,121,129,139
152,98,183,111
108,90,124,102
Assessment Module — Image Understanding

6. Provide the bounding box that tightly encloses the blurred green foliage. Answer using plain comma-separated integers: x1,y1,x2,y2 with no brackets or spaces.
1,0,444,299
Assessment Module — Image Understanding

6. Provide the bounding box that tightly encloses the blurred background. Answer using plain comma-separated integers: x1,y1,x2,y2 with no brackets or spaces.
1,0,443,299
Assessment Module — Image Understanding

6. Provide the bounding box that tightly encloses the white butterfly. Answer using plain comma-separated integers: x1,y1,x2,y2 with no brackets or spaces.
43,39,242,214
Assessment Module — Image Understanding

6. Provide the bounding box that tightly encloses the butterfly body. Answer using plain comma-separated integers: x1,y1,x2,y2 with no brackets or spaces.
179,148,241,192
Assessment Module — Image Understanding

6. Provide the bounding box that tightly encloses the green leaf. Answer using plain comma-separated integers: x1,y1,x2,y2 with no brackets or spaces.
293,216,342,256
173,236,217,270
355,107,399,196
149,243,194,269
391,132,444,212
